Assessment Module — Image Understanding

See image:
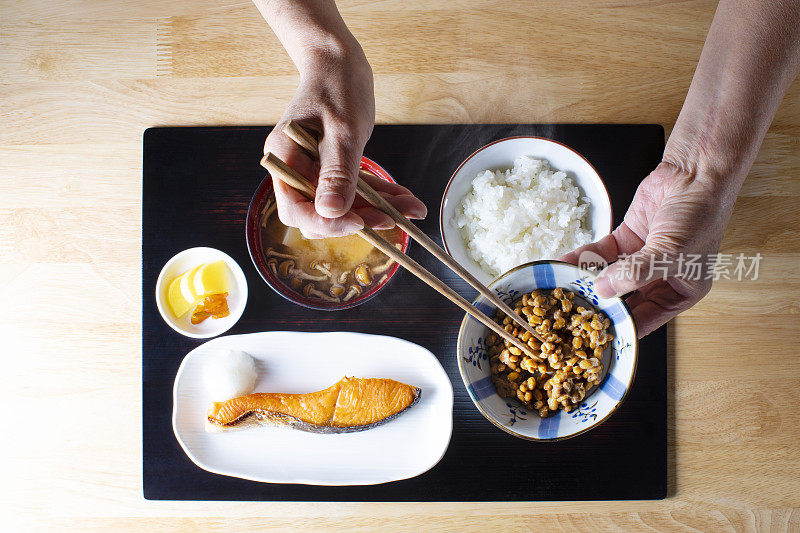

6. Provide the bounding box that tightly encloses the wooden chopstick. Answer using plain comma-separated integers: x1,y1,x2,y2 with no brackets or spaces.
260,152,541,360
281,120,546,345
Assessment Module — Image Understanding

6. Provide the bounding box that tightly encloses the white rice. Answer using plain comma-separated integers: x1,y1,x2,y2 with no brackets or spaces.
454,156,592,277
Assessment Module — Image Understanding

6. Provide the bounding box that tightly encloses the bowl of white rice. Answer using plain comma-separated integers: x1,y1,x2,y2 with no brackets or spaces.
439,137,613,285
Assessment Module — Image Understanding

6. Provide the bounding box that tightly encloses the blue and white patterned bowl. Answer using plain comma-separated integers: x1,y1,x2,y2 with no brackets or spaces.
457,260,638,441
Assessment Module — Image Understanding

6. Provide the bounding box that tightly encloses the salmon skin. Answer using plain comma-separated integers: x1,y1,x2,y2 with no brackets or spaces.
206,377,421,434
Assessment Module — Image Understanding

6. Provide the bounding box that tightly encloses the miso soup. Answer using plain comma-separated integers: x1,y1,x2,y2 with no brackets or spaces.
260,194,404,303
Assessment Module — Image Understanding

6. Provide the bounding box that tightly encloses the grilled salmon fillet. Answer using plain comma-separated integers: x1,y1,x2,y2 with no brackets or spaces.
206,377,421,433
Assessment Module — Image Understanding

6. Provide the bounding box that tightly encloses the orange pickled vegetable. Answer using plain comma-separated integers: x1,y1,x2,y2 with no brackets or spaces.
191,293,230,324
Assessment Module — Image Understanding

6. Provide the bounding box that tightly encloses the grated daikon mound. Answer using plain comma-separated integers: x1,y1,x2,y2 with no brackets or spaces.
203,349,257,402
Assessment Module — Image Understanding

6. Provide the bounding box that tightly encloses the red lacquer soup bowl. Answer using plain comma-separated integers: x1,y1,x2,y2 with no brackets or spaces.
245,157,409,311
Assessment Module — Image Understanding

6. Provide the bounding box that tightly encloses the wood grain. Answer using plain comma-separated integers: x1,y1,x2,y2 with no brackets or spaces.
1,0,798,529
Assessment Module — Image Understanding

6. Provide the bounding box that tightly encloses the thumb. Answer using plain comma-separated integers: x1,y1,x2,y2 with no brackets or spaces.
594,245,670,298
315,130,362,218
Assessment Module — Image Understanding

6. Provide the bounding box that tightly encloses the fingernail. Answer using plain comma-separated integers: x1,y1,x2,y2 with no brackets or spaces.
318,192,345,213
408,205,427,219
398,196,427,220
595,274,617,298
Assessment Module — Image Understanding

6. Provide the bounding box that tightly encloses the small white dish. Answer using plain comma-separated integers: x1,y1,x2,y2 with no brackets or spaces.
439,136,614,285
172,331,454,485
155,247,248,339
457,260,638,441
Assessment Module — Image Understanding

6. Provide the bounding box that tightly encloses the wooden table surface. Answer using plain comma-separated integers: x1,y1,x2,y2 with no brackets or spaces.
1,0,798,530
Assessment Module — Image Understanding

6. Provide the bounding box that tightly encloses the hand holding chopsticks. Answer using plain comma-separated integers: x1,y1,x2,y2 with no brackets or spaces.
280,120,547,345
260,152,543,359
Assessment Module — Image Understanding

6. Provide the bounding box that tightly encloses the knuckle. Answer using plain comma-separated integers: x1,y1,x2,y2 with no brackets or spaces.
275,206,297,228
318,165,357,189
325,111,355,129
326,116,367,147
264,132,280,153
332,129,360,150
271,192,300,228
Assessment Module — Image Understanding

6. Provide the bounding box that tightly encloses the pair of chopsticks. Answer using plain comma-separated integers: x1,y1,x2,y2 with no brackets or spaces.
260,121,546,359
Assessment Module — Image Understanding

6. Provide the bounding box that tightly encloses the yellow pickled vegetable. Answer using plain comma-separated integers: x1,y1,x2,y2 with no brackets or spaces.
167,271,194,318
192,260,231,297
167,261,230,319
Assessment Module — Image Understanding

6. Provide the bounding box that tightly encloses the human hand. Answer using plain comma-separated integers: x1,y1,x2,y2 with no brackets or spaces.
561,161,737,337
264,52,426,239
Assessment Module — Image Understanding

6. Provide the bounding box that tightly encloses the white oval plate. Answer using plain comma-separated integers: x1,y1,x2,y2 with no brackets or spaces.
172,331,453,485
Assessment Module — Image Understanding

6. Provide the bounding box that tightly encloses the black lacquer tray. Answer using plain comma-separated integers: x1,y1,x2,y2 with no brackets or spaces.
143,124,667,501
